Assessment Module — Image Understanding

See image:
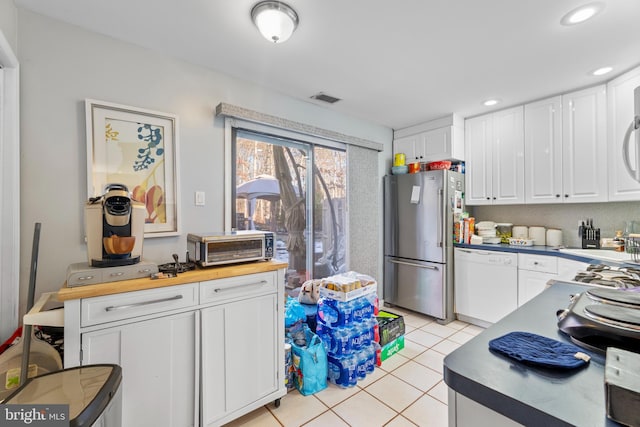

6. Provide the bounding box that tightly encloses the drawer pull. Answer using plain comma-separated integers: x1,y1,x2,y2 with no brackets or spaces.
213,280,269,293
105,295,183,311
78,276,95,281
109,272,125,277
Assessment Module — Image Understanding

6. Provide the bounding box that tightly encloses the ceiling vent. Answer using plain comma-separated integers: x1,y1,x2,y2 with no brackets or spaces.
310,92,341,104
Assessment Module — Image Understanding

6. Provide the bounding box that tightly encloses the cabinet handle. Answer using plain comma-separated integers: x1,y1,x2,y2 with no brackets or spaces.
213,280,269,293
564,194,569,198
389,259,438,270
555,194,560,198
108,272,125,277
105,295,183,311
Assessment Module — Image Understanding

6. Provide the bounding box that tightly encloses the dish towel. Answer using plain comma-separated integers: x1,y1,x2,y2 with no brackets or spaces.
488,331,591,369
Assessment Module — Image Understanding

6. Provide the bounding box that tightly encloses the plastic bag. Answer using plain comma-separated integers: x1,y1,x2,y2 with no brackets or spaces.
285,297,306,327
290,326,328,396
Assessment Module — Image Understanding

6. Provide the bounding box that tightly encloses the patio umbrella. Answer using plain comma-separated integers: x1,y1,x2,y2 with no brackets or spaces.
236,174,280,201
273,146,306,271
236,175,280,230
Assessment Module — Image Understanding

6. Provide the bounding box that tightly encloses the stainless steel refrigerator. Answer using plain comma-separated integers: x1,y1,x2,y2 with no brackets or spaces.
383,170,464,323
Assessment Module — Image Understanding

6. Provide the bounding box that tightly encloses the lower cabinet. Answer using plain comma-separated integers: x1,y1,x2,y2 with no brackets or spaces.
64,268,286,427
82,311,198,427
201,293,279,426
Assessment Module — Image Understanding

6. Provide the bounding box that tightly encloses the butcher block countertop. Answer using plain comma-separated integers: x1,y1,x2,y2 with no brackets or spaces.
57,260,288,301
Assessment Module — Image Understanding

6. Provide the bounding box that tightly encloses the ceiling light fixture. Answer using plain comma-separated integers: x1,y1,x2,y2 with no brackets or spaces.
483,99,500,107
251,1,299,44
591,66,613,76
560,2,603,26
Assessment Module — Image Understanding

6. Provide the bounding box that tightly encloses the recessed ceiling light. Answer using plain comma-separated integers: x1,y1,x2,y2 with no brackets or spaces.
483,99,500,107
591,66,613,76
560,2,603,26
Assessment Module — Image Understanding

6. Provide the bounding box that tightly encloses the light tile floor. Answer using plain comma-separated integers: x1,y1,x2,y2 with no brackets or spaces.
224,306,484,427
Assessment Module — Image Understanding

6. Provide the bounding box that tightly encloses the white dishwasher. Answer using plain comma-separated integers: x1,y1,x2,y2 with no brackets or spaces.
454,248,518,327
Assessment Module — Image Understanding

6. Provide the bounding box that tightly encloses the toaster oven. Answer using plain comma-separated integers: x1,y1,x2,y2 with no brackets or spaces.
187,231,274,267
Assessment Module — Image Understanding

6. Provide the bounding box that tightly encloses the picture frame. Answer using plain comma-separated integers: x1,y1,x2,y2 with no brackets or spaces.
86,99,180,238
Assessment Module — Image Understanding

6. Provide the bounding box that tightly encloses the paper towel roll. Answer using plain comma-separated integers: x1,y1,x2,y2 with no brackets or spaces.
529,226,546,246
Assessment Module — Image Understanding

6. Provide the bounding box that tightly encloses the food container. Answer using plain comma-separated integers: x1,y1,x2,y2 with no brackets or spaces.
508,238,534,246
512,226,528,239
391,165,408,175
546,228,563,247
407,162,420,173
529,226,546,246
496,223,512,244
393,153,406,166
427,160,452,170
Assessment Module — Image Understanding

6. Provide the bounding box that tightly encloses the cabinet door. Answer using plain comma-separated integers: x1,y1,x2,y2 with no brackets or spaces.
517,269,556,306
421,127,451,162
607,66,640,201
492,106,525,204
201,293,278,426
465,114,493,205
562,85,608,202
524,96,564,203
393,135,419,163
82,311,197,427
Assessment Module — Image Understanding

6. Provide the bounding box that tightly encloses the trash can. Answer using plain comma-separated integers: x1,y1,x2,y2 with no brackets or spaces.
2,364,122,427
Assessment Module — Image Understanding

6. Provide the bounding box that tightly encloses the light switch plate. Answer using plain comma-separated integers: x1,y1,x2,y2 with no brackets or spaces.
195,191,205,206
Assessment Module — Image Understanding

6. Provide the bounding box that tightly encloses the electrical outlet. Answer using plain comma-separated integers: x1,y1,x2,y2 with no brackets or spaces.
195,191,205,206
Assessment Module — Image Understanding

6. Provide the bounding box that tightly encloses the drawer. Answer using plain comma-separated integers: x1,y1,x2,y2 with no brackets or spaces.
200,272,276,305
81,283,199,327
518,254,557,274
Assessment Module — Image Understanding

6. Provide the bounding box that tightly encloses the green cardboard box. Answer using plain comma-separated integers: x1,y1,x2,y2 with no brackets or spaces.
377,310,405,346
380,335,405,362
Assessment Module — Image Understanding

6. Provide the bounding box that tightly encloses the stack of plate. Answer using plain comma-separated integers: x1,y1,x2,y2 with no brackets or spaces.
476,221,497,238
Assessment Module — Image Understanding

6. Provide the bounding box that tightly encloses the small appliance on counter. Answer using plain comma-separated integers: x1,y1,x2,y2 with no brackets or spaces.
187,230,274,267
85,183,145,267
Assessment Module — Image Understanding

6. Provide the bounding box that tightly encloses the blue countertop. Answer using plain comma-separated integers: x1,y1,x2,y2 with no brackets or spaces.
455,243,638,267
443,281,619,426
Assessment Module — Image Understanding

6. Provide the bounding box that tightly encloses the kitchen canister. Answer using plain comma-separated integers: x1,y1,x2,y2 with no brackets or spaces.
546,228,563,247
394,153,406,167
529,226,546,246
512,226,528,239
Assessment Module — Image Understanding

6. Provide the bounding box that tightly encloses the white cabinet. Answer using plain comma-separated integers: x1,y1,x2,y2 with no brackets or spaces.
393,114,464,163
524,96,564,203
517,254,557,306
465,106,525,205
562,85,608,202
63,267,286,427
77,284,200,427
83,311,198,427
454,248,518,326
200,272,281,427
607,65,640,201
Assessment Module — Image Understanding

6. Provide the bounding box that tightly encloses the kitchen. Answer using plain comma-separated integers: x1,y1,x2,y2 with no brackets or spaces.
1,0,640,426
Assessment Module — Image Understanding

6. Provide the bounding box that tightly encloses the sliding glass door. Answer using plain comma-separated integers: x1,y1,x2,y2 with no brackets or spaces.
232,128,347,290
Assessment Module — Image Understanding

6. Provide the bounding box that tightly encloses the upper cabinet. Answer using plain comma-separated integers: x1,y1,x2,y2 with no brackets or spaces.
561,85,608,203
524,96,563,203
393,114,464,163
607,66,640,201
524,86,608,204
465,106,525,205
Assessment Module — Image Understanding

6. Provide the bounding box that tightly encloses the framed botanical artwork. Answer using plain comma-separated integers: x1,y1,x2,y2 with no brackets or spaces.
86,99,180,237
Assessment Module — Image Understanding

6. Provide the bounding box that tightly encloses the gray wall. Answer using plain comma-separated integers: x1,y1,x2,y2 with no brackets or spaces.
16,9,392,312
0,0,17,53
471,201,640,248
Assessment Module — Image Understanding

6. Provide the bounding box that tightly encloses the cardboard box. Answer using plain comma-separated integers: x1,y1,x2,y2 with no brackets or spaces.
318,283,377,302
380,336,405,362
377,310,405,346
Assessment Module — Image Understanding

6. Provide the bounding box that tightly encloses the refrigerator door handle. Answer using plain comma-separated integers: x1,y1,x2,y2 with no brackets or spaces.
389,259,439,271
438,188,444,247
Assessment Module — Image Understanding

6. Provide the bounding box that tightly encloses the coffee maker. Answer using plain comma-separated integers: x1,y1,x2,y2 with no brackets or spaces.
85,183,145,267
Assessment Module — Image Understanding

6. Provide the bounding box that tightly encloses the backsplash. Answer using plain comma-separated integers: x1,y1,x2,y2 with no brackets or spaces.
470,202,640,248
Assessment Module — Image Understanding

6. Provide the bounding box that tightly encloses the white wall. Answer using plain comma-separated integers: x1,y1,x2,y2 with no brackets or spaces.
0,0,17,53
16,9,392,313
